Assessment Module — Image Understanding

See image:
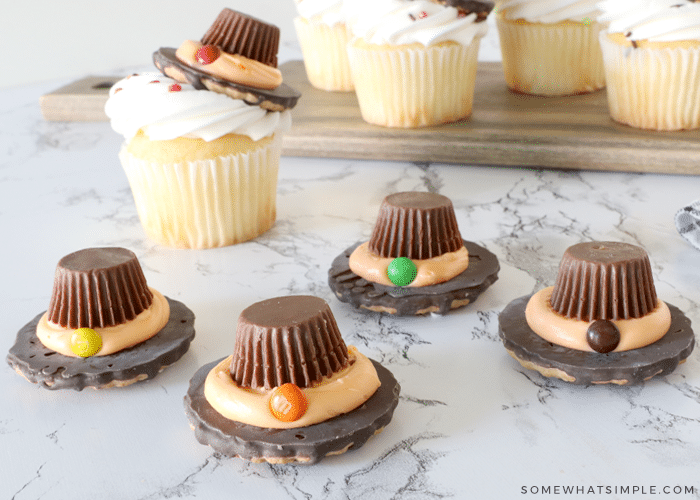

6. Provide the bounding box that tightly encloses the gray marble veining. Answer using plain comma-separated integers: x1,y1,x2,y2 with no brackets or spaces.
1,78,699,500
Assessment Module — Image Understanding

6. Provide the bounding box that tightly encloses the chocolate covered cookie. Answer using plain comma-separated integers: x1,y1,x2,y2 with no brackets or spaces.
6,247,195,390
328,192,499,315
498,242,695,384
183,295,400,464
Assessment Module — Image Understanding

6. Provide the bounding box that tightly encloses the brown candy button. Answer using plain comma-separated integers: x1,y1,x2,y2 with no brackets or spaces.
586,320,621,353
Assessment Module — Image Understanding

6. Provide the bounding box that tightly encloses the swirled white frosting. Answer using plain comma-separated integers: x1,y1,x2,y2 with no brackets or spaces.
597,0,700,41
294,0,346,26
105,73,291,142
495,0,600,23
349,0,489,46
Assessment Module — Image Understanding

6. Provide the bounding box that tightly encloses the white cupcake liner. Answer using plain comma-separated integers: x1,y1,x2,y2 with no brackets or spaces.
294,17,354,92
599,32,700,131
347,39,481,128
120,135,281,249
496,15,605,96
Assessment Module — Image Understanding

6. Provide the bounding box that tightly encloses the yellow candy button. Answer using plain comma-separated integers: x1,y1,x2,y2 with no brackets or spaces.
70,328,103,357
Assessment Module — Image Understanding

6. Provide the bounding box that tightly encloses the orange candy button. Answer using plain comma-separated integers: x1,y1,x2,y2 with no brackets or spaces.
268,383,309,422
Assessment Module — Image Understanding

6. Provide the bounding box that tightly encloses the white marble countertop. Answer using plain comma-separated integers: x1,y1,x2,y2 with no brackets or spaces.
2,76,700,500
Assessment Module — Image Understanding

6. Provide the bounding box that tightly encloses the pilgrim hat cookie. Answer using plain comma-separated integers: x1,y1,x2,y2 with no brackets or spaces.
328,191,499,315
153,8,301,111
184,295,400,464
499,241,695,385
7,247,195,390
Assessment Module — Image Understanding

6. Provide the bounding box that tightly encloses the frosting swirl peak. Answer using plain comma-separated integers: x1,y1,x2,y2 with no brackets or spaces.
597,0,700,41
105,73,291,142
495,0,601,23
350,0,490,46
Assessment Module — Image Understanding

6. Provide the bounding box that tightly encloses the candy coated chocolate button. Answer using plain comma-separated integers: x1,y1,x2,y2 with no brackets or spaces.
586,320,621,353
387,257,417,287
269,383,308,422
70,328,103,357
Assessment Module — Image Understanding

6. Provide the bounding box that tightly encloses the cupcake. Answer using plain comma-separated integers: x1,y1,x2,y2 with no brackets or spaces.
293,0,354,91
184,295,400,464
494,0,605,96
105,9,301,249
328,191,500,315
346,0,494,128
499,242,695,385
6,248,196,390
596,0,700,131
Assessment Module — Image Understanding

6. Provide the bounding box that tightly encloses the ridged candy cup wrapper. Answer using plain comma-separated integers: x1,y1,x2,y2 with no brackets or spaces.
118,134,281,249
495,13,605,96
294,17,354,91
599,32,700,131
347,38,482,128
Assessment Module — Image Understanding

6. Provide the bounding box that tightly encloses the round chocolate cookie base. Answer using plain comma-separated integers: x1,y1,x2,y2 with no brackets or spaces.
153,48,301,112
328,240,499,316
6,297,196,391
498,295,695,385
184,358,400,464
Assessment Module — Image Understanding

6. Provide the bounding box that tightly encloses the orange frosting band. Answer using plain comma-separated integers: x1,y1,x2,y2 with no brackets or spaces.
35,288,170,357
175,40,282,90
203,346,381,429
348,242,469,287
525,287,672,352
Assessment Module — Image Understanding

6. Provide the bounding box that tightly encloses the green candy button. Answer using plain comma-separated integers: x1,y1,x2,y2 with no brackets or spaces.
387,257,418,287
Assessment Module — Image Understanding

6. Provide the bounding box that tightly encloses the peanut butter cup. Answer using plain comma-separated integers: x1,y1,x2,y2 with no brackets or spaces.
368,192,464,260
46,247,153,329
201,8,280,68
230,296,350,390
549,242,657,321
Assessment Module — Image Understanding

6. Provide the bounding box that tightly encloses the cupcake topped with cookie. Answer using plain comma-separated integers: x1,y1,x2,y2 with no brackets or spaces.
329,191,499,315
184,295,400,464
7,247,196,390
499,241,695,385
106,9,300,249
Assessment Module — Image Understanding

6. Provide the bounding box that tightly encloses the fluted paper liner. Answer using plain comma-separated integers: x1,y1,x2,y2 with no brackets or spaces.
46,247,153,329
230,296,350,390
119,135,281,249
347,38,481,128
201,8,280,67
549,242,658,321
599,32,700,131
368,192,463,260
293,17,354,91
496,14,605,96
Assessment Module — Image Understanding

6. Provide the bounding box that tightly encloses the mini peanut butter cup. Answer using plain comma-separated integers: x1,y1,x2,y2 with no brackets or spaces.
200,8,280,67
367,192,464,260
46,247,153,329
230,296,350,390
549,241,657,321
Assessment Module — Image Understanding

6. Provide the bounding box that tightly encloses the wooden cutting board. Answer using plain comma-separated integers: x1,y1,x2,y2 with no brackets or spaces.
40,60,700,174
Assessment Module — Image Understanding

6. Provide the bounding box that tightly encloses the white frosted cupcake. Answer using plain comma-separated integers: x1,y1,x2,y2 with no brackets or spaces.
597,0,700,131
494,0,605,96
346,0,494,128
293,0,354,91
105,73,292,249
